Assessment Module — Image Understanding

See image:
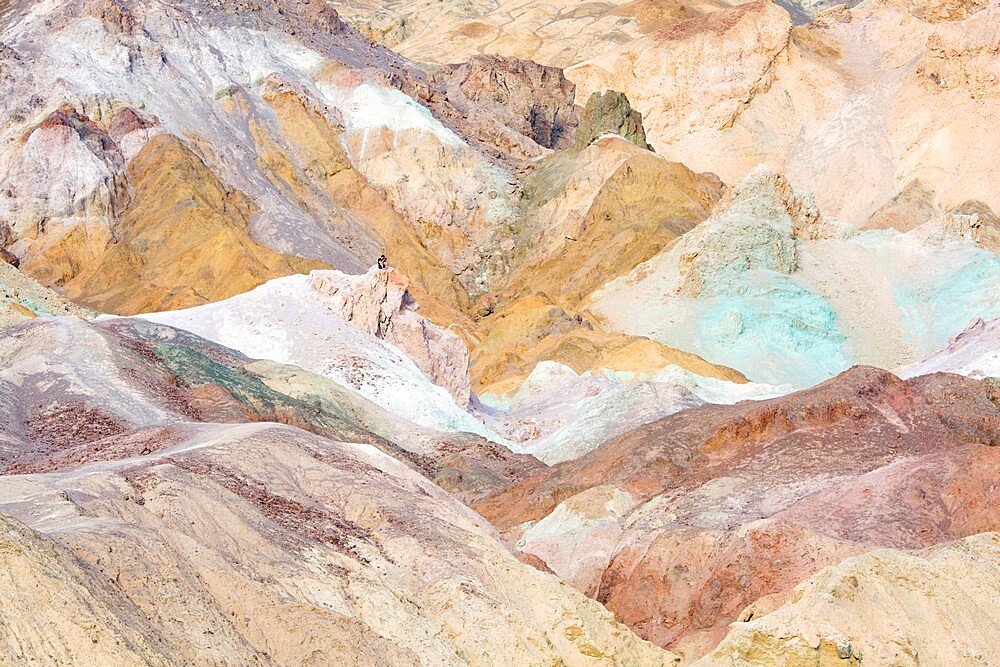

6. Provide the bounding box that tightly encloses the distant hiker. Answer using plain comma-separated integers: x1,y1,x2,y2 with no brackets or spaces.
377,254,388,270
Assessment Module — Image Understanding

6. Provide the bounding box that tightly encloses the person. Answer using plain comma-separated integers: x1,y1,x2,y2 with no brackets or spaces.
377,254,388,270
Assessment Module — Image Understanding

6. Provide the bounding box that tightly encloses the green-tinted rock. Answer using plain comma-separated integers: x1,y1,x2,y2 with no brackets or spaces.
575,91,653,152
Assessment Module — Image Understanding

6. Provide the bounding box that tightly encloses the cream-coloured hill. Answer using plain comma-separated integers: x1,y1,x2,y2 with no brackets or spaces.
696,533,1000,666
344,0,1000,230
0,511,174,665
0,419,674,665
131,268,500,441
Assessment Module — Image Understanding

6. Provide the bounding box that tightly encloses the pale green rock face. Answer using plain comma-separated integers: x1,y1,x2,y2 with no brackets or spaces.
696,279,849,387
593,168,1000,387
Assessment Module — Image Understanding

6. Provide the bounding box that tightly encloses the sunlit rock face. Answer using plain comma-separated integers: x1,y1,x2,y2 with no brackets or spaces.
476,366,1000,660
0,0,569,320
591,167,1000,386
695,532,1000,667
128,269,497,442
2,0,1000,664
345,0,1000,232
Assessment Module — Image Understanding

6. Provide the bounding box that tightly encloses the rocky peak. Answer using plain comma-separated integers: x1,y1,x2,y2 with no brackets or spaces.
36,104,121,161
575,90,653,152
716,166,829,238
0,222,17,267
309,268,473,407
884,0,988,22
675,167,833,297
432,55,578,155
107,106,155,142
920,22,1000,97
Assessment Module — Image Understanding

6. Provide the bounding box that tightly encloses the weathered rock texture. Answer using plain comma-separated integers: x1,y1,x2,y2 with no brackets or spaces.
0,417,673,665
0,512,174,665
432,54,579,157
475,366,1000,660
575,90,653,151
311,268,473,407
471,292,746,397
0,0,582,322
696,533,1000,666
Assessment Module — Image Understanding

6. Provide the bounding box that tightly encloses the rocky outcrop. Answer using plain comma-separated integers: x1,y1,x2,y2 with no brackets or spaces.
0,262,93,328
671,167,838,299
920,20,1000,96
508,137,724,308
899,316,1000,380
865,179,938,231
697,533,1000,666
133,271,499,441
84,0,140,34
945,200,1000,251
0,223,16,267
0,512,173,665
575,90,653,151
567,0,792,147
475,366,1000,659
351,9,411,48
14,131,324,315
310,268,473,407
431,54,579,156
0,104,128,241
886,0,988,22
931,207,1000,252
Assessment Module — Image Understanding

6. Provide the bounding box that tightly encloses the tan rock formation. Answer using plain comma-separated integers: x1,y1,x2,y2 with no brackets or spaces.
885,0,988,22
252,79,475,322
17,132,324,315
865,179,939,231
431,54,579,156
0,512,173,665
338,0,1000,231
339,0,703,69
575,90,653,151
697,533,1000,666
471,292,746,396
509,137,726,308
310,268,473,407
